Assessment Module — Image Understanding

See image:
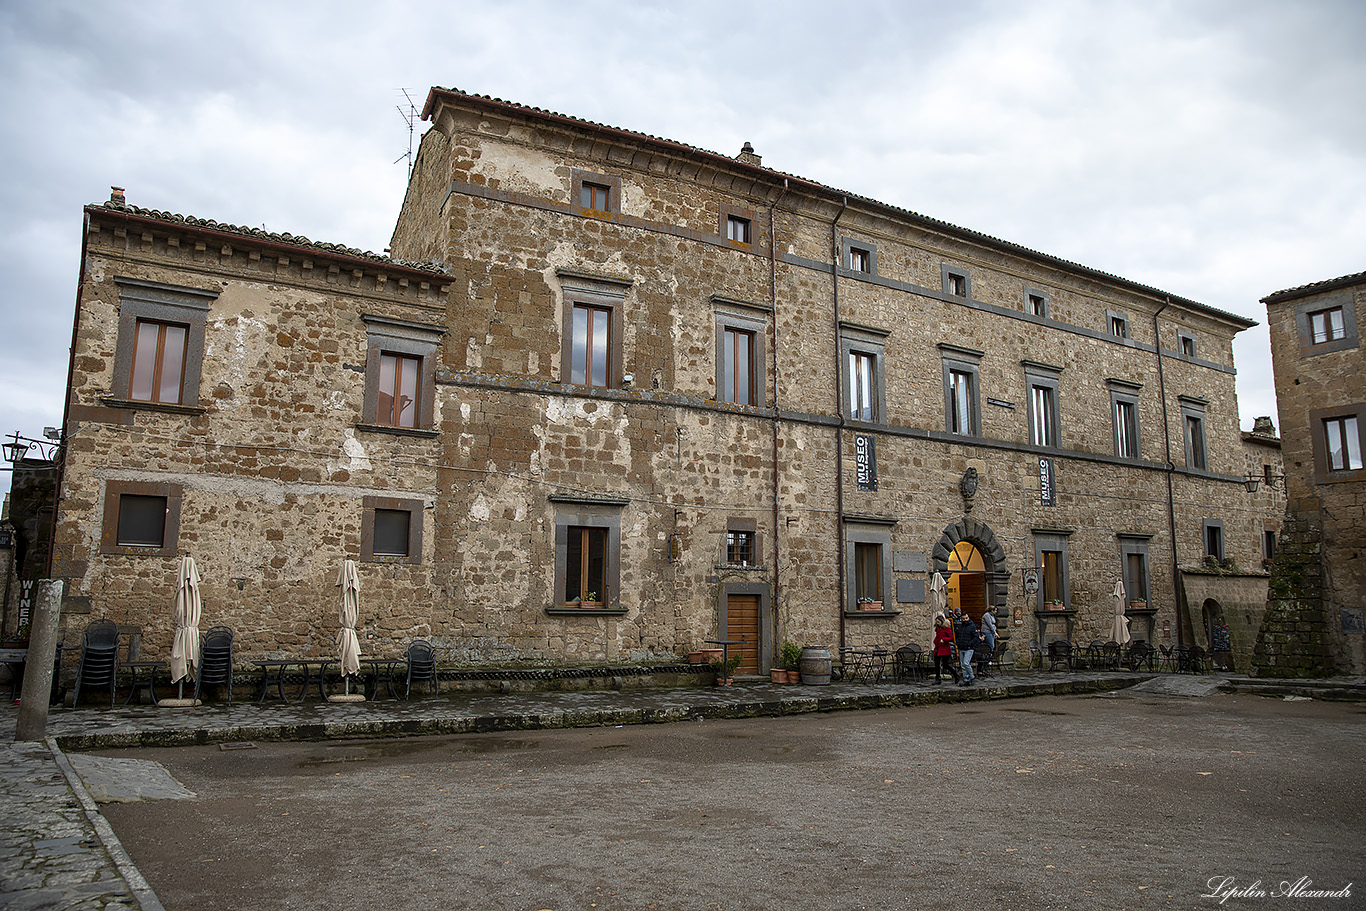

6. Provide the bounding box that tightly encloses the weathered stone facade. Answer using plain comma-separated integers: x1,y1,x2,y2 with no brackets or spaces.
1256,271,1366,676
50,88,1282,673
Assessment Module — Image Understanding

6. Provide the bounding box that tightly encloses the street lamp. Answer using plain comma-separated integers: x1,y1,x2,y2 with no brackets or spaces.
2,433,29,464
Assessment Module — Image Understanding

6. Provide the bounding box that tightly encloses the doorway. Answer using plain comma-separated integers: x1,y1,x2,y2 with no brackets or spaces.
725,594,760,674
946,541,988,623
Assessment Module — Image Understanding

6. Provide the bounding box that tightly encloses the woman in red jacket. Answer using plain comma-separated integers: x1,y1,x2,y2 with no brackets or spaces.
931,614,960,685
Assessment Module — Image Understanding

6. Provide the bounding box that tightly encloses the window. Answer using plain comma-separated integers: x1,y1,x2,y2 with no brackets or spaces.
841,238,877,276
571,304,612,387
726,215,751,244
844,517,895,613
849,350,877,421
1324,415,1362,470
1026,290,1049,318
111,278,216,408
565,526,608,602
1294,294,1358,356
721,327,755,405
841,325,887,424
362,496,422,563
727,530,756,566
552,495,625,609
1178,331,1198,358
942,265,970,298
362,315,441,432
1203,519,1224,562
1033,530,1070,610
1025,362,1062,449
100,480,182,556
130,320,189,403
571,170,621,214
941,345,982,436
1263,530,1277,564
1180,398,1208,470
1109,381,1142,459
1120,537,1150,604
1107,311,1130,339
560,272,629,391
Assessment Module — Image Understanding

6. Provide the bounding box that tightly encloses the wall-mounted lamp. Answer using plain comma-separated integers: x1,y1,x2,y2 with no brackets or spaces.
2,431,60,464
1243,473,1286,493
2,433,29,464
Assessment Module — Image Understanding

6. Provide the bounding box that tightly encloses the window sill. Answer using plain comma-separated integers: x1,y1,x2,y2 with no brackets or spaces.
101,397,206,416
354,423,439,439
843,608,902,619
546,606,630,617
715,563,766,572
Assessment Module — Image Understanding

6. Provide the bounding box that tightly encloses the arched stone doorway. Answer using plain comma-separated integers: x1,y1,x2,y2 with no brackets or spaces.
931,518,1009,624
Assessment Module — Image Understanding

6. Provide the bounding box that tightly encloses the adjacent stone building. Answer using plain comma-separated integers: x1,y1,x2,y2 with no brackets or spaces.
1256,271,1365,677
49,87,1283,674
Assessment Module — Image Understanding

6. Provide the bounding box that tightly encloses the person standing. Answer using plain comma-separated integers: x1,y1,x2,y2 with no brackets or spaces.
955,612,980,686
931,614,960,684
978,608,998,677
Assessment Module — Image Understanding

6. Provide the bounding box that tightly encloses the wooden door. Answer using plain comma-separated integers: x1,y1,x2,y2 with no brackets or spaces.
725,594,760,674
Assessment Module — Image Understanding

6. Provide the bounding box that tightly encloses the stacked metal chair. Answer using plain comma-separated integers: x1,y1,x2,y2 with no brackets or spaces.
193,626,235,704
404,640,438,699
71,619,120,707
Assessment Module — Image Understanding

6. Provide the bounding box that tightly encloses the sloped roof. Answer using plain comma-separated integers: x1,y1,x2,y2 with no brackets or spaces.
424,86,1256,329
1262,269,1366,304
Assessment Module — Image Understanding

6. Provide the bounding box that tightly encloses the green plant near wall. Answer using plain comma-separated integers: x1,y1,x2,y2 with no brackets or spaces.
780,640,803,672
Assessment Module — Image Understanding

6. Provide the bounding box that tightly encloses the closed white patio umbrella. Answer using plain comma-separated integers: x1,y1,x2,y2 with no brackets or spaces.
330,559,365,702
929,572,948,620
1109,578,1132,646
161,555,202,707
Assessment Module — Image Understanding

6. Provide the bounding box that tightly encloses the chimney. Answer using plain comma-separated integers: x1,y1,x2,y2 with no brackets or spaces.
1251,415,1277,437
109,186,126,206
736,142,761,167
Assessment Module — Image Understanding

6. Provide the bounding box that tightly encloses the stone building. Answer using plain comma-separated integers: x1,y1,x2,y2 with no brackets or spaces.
1256,271,1365,676
49,87,1282,674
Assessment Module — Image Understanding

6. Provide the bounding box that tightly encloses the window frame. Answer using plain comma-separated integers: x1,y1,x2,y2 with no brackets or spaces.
110,278,217,409
100,480,183,557
840,324,888,425
1033,530,1071,611
1311,403,1366,481
712,300,769,408
1025,288,1049,319
1106,310,1130,340
941,264,971,298
843,517,895,614
1177,330,1198,359
719,203,758,249
361,315,442,433
361,495,424,564
1118,535,1151,605
571,169,622,215
841,238,877,276
1294,294,1358,356
560,273,630,391
723,517,761,568
1180,397,1209,471
1202,519,1225,562
1024,361,1062,449
1108,380,1142,459
551,496,625,610
940,344,983,437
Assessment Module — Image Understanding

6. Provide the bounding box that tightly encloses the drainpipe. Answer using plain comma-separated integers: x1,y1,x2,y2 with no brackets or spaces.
832,197,849,650
1153,298,1183,648
767,179,790,662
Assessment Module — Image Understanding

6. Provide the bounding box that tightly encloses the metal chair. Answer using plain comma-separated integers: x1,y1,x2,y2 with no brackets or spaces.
1126,640,1156,672
986,640,1012,676
1158,644,1175,672
1027,639,1043,669
1101,642,1122,671
71,619,120,707
894,644,926,682
193,626,235,705
1047,640,1073,671
1186,646,1209,674
404,640,438,698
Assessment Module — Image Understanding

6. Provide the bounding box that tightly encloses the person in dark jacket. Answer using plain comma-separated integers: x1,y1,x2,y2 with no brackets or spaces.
931,614,960,684
955,613,980,686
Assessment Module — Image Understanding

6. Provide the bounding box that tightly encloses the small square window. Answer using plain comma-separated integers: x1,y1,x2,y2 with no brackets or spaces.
581,182,611,212
101,480,182,556
117,494,167,547
949,273,967,296
1309,307,1346,345
727,530,756,566
1108,313,1130,339
1324,415,1362,470
1028,294,1047,317
1179,332,1198,358
571,170,622,215
726,215,751,244
848,247,871,273
941,265,971,298
372,508,411,557
362,496,422,564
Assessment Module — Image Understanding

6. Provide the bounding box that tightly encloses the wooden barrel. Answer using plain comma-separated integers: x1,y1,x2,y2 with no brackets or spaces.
798,646,832,685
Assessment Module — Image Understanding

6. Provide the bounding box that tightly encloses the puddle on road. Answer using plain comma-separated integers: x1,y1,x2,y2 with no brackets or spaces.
1003,708,1071,716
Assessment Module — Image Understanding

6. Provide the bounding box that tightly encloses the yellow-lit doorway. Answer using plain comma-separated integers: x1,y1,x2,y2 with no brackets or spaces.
946,541,988,623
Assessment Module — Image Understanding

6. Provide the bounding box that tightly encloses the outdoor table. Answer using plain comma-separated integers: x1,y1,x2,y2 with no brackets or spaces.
121,659,167,706
704,639,744,680
364,657,403,700
254,658,334,703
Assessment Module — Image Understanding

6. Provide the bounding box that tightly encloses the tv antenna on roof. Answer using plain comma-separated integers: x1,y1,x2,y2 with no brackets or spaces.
395,88,418,177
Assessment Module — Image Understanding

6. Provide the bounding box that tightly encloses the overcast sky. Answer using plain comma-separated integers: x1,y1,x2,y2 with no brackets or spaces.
2,0,1362,456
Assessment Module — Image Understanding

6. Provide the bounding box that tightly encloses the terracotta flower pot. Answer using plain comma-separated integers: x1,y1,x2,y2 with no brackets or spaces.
770,668,786,684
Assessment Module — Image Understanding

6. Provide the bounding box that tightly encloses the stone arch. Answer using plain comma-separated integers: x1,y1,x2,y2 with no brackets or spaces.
931,517,1010,611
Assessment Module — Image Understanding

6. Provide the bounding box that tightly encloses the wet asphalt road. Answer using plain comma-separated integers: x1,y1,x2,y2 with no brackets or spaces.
90,690,1364,911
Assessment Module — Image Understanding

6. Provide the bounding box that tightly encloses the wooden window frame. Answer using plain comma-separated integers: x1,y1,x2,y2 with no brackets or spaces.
841,325,888,425
100,480,182,557
110,278,216,410
361,315,442,433
571,170,622,215
940,344,983,437
361,496,423,564
551,496,625,610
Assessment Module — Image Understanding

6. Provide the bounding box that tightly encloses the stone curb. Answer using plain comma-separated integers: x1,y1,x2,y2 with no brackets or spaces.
45,736,167,911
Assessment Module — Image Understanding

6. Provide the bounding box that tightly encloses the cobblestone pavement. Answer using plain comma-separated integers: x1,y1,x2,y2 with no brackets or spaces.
2,669,1361,910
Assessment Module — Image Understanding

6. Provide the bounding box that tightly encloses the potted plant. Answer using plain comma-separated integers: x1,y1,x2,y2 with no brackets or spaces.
1128,599,1148,611
780,640,803,683
710,651,743,686
856,597,883,612
1,621,30,649
1046,599,1064,611
580,591,601,607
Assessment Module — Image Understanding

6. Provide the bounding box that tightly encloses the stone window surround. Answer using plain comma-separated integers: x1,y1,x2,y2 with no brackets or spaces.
100,479,183,557
719,202,757,248
940,343,983,436
1106,309,1130,339
359,314,443,433
841,237,878,276
549,495,626,612
1202,518,1225,562
1180,396,1209,471
1177,329,1198,359
109,277,218,409
840,322,889,424
843,515,897,615
1118,534,1152,604
571,169,622,214
1108,379,1143,459
558,270,631,389
361,495,424,564
1024,360,1063,449
1294,293,1358,356
1310,402,1366,483
723,516,763,568
941,263,972,298
713,298,769,408
1032,528,1072,610
1025,287,1050,319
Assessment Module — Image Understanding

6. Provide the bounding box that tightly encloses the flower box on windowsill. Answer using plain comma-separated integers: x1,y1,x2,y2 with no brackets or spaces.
1128,600,1148,611
1046,600,1065,611
856,600,883,612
